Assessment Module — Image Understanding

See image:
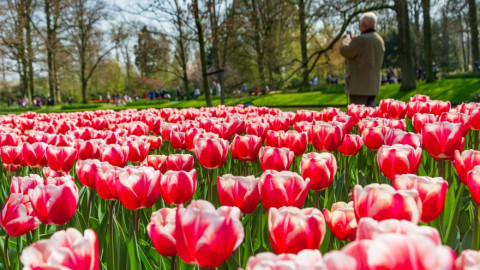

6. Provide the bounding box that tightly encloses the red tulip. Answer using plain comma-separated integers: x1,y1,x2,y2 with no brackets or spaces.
21,228,99,270
28,176,79,225
468,166,480,206
170,131,187,150
0,193,40,237
300,152,337,190
377,144,422,180
265,130,286,148
142,154,168,173
100,144,129,167
115,166,161,210
456,250,480,270
410,94,430,102
147,135,163,150
175,200,244,268
42,167,68,177
356,217,441,245
0,133,19,146
284,130,308,156
259,146,294,171
166,154,194,171
160,169,196,205
393,174,448,222
384,128,422,149
217,174,260,214
361,126,388,150
129,122,149,136
333,114,354,134
429,100,451,116
470,108,480,130
211,122,236,141
76,159,101,188
439,111,470,136
1,145,23,165
353,184,422,224
46,146,78,172
312,122,344,152
246,122,269,140
74,139,101,160
268,115,290,131
322,201,357,241
148,208,176,257
406,101,431,119
337,134,363,156
95,163,124,200
185,128,204,151
412,113,437,133
194,137,229,169
22,142,48,167
11,174,43,195
55,134,74,147
358,118,385,133
268,206,326,254
126,139,150,163
230,134,262,162
342,233,455,269
259,170,311,209
453,150,480,184
383,100,407,119
422,121,464,160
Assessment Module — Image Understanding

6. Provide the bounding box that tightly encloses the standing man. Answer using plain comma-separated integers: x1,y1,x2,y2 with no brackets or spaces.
340,12,385,107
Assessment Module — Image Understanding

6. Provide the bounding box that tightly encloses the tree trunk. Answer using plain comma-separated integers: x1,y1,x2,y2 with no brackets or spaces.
17,0,32,105
25,0,35,102
45,0,56,104
193,0,211,107
82,78,88,104
460,14,468,72
298,0,310,89
394,0,416,91
468,0,480,70
422,0,434,82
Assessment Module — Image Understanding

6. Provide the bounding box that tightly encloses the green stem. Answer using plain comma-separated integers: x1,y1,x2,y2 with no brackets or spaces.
3,235,9,270
438,159,445,180
208,169,213,202
134,210,140,238
474,203,479,250
314,190,319,208
476,130,479,151
345,155,349,190
244,161,248,176
445,184,465,245
86,188,95,227
171,255,176,270
371,151,379,184
108,201,115,269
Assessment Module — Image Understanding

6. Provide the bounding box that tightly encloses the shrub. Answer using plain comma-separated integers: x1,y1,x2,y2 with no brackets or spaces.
60,104,101,110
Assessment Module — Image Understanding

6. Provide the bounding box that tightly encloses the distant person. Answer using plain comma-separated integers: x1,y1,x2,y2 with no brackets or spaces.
106,92,111,103
177,86,183,101
433,63,439,79
312,76,318,87
193,88,201,99
242,82,247,93
340,12,385,107
68,96,73,105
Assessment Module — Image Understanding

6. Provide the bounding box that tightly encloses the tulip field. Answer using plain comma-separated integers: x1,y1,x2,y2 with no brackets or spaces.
3,95,480,269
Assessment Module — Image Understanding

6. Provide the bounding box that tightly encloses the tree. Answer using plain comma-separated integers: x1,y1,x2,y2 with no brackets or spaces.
65,0,116,104
394,0,416,91
422,0,434,82
468,0,479,70
134,26,170,78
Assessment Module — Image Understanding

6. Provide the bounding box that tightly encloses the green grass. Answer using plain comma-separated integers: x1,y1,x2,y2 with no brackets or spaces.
1,78,479,114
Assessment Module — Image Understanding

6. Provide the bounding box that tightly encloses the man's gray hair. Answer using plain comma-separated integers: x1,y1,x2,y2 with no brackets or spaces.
360,12,377,29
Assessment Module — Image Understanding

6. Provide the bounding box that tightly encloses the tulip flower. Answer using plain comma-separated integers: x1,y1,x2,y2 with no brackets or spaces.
356,217,441,245
21,228,99,270
0,133,19,147
377,144,422,180
194,137,229,169
1,145,23,166
166,154,194,171
129,122,149,136
22,142,48,167
76,159,101,188
259,146,294,171
115,166,161,210
46,145,78,172
333,114,354,134
412,113,437,134
160,169,196,205
422,121,464,160
126,139,150,163
284,130,308,156
342,233,455,269
142,154,168,173
42,167,67,177
147,135,163,150
268,115,290,131
100,144,129,167
300,152,337,190
175,200,244,268
147,208,176,257
0,193,40,237
95,163,125,200
393,174,448,222
429,100,451,116
312,122,344,152
453,150,480,185
361,126,388,151
170,131,187,150
185,128,205,151
337,134,363,156
11,174,43,195
217,174,260,214
230,134,262,162
470,108,480,130
211,122,236,141
268,206,326,254
322,202,357,241
246,122,269,140
456,250,480,270
406,101,431,119
259,170,311,209
384,128,422,149
28,176,79,225
265,130,286,148
75,139,101,160
353,184,422,224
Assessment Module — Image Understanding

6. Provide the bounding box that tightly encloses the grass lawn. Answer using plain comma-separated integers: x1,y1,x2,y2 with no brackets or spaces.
1,78,479,114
